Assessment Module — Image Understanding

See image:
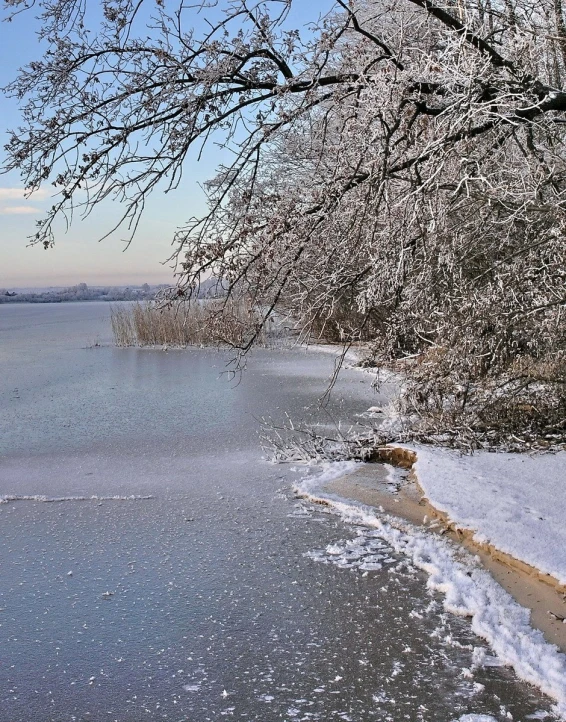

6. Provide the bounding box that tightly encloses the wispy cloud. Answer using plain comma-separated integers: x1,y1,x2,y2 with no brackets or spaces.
0,205,40,215
0,187,50,201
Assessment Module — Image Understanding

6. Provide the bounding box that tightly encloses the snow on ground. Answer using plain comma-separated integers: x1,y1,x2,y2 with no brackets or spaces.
410,447,566,586
295,462,566,720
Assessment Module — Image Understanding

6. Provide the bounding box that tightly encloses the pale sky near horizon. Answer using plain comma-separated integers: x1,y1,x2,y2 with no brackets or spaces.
0,1,328,289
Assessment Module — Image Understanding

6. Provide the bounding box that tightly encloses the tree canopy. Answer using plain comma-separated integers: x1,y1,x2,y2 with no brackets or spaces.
3,0,566,447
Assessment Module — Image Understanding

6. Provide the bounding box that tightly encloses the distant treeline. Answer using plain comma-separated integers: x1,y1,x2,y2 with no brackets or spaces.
0,283,164,304
0,278,225,304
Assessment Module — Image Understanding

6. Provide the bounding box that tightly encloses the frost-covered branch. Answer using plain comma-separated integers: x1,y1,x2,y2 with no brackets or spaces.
3,0,566,445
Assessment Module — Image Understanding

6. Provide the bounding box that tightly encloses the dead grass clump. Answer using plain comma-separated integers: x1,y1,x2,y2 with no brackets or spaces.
110,305,136,346
111,298,267,348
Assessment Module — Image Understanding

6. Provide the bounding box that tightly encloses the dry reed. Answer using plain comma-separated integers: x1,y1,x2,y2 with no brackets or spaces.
111,298,269,348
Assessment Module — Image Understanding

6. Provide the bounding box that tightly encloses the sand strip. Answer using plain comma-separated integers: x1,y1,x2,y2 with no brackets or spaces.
323,448,566,653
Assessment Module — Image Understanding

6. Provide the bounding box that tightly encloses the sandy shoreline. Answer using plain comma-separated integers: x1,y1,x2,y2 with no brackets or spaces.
321,448,566,654
296,344,566,652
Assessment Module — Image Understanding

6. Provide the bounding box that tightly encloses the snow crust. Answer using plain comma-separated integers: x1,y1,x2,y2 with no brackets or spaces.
411,446,566,585
0,494,154,505
295,462,566,719
301,343,362,365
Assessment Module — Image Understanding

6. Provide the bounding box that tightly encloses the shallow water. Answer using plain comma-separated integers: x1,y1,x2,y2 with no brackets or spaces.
0,302,556,721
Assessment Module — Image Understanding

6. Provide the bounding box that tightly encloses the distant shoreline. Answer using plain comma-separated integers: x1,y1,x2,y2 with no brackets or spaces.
0,296,145,304
0,283,163,305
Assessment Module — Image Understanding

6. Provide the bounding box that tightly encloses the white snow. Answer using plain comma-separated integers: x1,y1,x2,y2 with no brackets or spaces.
302,343,361,364
409,446,566,585
454,716,498,722
295,462,566,720
305,535,386,571
0,494,154,504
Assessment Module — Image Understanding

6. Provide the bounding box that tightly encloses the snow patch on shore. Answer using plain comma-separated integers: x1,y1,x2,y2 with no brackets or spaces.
294,462,566,719
411,446,566,586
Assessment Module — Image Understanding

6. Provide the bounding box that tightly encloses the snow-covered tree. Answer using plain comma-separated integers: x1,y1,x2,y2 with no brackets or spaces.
3,0,565,445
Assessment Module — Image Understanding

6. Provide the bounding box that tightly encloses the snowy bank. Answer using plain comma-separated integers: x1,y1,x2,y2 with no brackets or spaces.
295,462,566,720
410,447,566,588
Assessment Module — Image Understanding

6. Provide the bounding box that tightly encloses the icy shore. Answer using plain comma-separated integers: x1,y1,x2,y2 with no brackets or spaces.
295,462,566,719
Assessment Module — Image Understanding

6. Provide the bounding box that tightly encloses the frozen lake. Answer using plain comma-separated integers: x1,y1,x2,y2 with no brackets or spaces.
0,302,556,721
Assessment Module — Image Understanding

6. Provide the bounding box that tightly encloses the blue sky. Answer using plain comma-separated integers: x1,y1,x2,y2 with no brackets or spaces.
0,1,329,288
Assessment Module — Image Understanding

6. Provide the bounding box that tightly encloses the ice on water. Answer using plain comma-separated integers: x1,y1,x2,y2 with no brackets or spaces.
306,530,397,572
